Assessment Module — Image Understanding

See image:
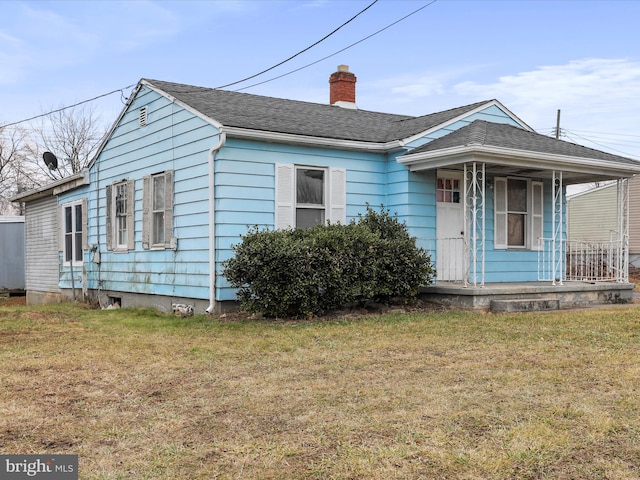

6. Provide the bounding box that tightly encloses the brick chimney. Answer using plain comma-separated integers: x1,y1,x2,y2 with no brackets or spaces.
329,65,357,109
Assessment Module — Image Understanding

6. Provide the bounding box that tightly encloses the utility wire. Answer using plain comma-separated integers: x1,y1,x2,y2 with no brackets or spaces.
540,126,640,141
215,0,379,90
537,125,640,160
0,1,382,129
1,1,437,129
562,129,640,159
0,85,136,129
234,0,438,92
567,128,640,139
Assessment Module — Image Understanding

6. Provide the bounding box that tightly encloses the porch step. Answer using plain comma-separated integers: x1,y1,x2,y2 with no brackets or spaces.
490,298,560,313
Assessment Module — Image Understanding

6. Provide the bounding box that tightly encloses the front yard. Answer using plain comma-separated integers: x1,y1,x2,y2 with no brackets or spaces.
1,301,639,479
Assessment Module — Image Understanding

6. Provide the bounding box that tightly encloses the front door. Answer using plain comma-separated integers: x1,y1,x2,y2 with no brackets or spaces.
436,172,465,281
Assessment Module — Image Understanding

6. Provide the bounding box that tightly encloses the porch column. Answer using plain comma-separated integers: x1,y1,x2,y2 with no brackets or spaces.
617,178,630,282
551,170,564,285
463,162,485,286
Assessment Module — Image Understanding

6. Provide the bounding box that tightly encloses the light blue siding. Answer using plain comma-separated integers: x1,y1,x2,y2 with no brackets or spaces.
212,139,387,300
405,104,521,150
78,88,216,303
54,87,569,309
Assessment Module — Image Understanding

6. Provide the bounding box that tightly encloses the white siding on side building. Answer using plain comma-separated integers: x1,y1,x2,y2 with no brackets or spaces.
25,197,61,302
567,183,618,243
627,176,640,255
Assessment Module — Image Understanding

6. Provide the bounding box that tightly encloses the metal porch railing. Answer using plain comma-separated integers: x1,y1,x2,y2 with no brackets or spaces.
538,237,628,283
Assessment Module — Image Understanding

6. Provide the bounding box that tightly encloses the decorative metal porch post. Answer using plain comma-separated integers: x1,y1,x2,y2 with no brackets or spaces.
551,171,564,285
463,162,485,286
616,178,629,282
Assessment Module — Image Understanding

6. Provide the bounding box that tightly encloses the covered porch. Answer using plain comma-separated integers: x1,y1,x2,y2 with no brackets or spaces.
399,120,640,311
417,165,634,311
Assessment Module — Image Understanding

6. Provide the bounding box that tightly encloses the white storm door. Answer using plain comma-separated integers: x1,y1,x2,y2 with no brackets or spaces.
436,173,465,281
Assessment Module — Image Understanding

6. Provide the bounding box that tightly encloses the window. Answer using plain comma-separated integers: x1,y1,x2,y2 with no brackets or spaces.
152,175,165,243
296,168,325,228
275,164,346,229
494,177,543,250
437,176,460,203
115,182,128,247
61,199,87,264
106,179,134,251
142,170,175,250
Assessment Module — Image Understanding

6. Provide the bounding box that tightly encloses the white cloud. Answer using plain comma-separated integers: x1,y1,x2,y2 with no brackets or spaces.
363,58,640,158
452,58,640,130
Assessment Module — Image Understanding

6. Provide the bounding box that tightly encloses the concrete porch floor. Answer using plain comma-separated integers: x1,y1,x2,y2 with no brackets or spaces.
419,281,636,311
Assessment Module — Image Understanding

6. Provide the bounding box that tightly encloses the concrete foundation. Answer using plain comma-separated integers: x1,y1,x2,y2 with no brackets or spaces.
82,289,239,315
26,290,65,305
420,281,635,311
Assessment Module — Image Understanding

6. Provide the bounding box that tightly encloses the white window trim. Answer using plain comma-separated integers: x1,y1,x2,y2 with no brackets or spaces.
142,170,176,250
296,166,327,227
106,179,135,252
275,163,346,229
61,199,87,266
494,177,543,251
114,181,129,250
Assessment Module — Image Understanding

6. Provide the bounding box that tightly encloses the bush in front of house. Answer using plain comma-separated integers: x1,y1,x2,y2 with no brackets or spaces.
222,206,435,318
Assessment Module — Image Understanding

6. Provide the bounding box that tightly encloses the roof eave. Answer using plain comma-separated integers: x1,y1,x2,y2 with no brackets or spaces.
399,145,640,179
142,79,225,130
221,126,405,152
10,170,90,203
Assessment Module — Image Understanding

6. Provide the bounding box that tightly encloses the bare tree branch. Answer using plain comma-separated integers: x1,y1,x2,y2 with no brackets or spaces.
23,104,108,182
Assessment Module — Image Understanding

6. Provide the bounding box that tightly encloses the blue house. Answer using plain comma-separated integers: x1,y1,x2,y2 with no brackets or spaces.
13,66,640,311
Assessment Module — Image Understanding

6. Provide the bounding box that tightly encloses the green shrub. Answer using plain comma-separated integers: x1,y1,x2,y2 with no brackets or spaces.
222,206,435,318
356,206,434,301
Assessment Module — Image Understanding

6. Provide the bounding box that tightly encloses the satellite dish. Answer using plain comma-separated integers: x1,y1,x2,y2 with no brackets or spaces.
42,151,58,170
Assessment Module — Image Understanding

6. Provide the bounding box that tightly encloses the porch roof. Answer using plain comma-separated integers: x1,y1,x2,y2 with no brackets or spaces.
399,120,640,184
9,170,89,203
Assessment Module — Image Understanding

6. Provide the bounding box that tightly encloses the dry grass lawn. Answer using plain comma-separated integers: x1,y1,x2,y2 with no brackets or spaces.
1,300,639,479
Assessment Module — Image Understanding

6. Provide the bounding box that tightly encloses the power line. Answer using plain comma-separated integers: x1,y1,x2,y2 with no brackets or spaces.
539,126,640,141
537,125,640,160
0,85,136,130
562,130,640,160
234,0,438,92
567,128,640,139
216,0,379,90
0,1,384,129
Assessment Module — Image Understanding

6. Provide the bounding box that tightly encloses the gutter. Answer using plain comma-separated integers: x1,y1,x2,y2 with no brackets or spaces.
205,132,226,314
218,126,406,153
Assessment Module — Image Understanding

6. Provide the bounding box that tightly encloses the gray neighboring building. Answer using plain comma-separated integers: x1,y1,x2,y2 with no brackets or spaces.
0,216,25,291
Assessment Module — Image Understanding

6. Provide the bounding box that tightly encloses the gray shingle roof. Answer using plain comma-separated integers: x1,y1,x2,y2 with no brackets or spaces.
144,79,638,166
144,79,490,143
406,119,639,165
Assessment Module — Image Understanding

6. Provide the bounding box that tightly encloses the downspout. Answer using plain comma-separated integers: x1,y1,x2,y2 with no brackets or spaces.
205,132,226,314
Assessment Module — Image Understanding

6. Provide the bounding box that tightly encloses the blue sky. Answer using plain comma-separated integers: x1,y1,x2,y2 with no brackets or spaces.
2,0,640,160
